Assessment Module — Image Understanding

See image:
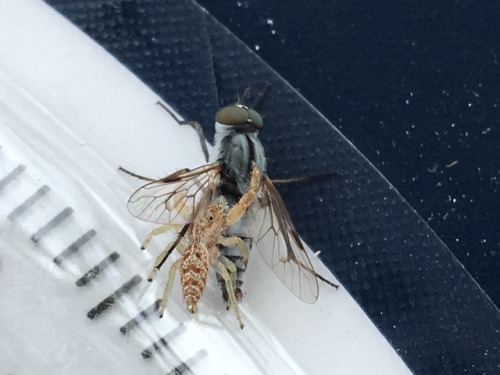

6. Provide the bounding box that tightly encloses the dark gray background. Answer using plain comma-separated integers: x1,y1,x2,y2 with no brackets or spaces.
197,0,500,309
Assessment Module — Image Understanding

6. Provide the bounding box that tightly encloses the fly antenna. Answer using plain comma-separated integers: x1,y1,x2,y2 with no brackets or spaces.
236,86,252,105
251,83,272,110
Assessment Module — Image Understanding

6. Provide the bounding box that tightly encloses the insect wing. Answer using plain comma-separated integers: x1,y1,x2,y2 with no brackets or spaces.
250,174,319,303
127,163,221,225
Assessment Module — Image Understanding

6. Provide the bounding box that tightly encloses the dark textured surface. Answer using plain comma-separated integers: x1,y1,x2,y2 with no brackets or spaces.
197,0,500,309
44,1,499,373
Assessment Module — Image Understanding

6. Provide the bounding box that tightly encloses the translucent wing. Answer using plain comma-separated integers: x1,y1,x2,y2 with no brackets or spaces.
127,163,221,225
249,174,320,303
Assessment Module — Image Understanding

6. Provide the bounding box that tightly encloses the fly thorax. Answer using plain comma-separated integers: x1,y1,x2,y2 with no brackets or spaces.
224,214,250,237
215,129,267,201
212,123,234,154
245,132,267,172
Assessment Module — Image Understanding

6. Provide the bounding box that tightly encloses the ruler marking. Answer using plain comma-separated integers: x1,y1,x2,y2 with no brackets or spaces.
31,207,74,242
53,229,97,264
141,324,186,359
75,251,120,286
0,164,26,192
87,275,143,320
166,349,207,375
8,185,50,221
120,299,160,334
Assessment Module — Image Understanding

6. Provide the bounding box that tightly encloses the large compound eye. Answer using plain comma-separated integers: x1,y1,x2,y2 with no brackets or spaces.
215,105,263,129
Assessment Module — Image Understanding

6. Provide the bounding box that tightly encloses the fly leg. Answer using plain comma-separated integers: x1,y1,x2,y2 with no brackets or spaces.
218,235,249,268
118,166,157,181
156,101,209,162
158,258,182,318
214,260,244,329
292,258,340,289
271,170,339,185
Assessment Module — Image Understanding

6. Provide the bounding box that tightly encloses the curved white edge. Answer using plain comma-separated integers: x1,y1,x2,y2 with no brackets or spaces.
0,0,412,374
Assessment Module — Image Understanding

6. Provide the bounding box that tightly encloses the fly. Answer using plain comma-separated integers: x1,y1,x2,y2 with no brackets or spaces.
122,164,262,329
121,89,338,309
177,89,338,302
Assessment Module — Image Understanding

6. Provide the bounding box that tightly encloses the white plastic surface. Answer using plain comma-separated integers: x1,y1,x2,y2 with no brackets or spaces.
0,0,412,374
